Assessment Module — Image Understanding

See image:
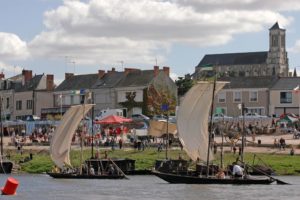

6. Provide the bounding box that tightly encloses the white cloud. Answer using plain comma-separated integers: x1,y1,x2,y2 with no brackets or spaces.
0,61,23,75
0,32,29,60
289,40,300,53
172,0,300,12
28,0,295,67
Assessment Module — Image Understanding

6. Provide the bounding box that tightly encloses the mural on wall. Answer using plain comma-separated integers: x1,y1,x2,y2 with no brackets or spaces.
146,79,177,116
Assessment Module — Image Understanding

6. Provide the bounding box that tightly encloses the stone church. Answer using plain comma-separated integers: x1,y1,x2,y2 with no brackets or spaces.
194,22,289,79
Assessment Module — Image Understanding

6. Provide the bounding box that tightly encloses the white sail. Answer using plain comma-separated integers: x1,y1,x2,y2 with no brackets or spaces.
177,81,226,162
50,104,94,168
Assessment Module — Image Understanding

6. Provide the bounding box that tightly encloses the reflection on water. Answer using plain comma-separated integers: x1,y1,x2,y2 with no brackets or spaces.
0,174,299,200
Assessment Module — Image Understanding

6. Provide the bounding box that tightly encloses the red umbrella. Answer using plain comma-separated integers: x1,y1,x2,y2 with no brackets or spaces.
94,115,133,124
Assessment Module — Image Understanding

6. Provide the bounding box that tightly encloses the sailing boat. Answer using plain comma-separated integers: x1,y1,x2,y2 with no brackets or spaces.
47,97,126,179
152,81,277,184
0,99,13,174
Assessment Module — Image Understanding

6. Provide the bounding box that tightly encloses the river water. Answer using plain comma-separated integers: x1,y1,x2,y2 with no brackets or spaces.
0,174,299,200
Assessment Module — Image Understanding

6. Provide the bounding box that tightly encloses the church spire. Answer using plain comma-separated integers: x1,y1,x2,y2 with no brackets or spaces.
270,22,280,30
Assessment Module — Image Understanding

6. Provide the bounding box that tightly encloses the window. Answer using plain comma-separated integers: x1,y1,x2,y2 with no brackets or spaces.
272,35,278,47
26,100,33,109
281,35,285,46
6,97,9,109
280,92,292,103
218,92,226,103
233,91,242,102
16,100,22,110
249,91,258,102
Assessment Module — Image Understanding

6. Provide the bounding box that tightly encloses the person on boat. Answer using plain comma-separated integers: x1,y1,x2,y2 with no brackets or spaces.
89,166,95,175
108,164,115,175
216,168,225,179
232,162,244,178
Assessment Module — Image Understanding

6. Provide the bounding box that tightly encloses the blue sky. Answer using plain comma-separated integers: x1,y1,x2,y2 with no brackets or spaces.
1,0,300,84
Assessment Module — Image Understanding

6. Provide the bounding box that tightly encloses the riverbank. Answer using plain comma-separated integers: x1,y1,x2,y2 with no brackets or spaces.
4,147,300,175
3,133,300,175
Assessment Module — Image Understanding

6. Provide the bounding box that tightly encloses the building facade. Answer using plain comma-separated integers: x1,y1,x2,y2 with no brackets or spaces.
194,22,289,79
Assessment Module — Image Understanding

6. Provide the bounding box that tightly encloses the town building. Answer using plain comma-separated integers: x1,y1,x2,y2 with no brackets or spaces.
269,77,300,116
0,70,54,120
194,22,289,79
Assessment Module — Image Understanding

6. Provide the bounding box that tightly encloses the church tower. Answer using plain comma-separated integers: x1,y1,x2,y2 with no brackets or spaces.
266,22,289,77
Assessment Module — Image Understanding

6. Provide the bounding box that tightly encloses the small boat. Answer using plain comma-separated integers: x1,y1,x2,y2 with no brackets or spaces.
0,160,13,174
47,94,127,179
0,112,13,174
152,170,274,184
152,79,283,185
46,172,125,179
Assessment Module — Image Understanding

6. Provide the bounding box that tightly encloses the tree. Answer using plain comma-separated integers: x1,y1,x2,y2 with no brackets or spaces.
175,74,194,97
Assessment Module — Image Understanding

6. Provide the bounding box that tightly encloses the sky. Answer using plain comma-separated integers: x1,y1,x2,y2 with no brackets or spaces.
1,0,300,85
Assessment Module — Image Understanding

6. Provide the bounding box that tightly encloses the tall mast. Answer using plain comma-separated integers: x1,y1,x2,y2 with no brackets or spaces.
241,103,246,163
206,67,217,177
91,92,94,159
80,92,86,175
0,97,3,157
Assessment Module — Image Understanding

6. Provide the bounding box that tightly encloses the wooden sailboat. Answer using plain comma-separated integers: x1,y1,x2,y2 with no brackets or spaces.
47,93,126,179
0,99,13,174
152,79,278,184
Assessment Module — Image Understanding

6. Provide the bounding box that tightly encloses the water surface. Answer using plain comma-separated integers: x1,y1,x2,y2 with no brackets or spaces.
0,174,299,200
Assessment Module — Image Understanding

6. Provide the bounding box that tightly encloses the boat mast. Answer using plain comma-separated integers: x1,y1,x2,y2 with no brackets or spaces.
206,67,217,177
80,92,86,175
241,103,246,163
0,97,3,157
91,92,94,159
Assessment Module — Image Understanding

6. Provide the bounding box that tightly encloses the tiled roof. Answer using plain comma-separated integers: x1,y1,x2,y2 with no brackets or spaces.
116,70,156,87
55,74,99,91
219,76,278,89
92,72,125,88
197,51,268,67
14,75,43,92
271,77,300,90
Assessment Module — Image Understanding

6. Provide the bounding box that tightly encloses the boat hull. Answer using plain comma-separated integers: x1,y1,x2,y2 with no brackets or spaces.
47,172,126,179
152,170,274,184
0,161,13,174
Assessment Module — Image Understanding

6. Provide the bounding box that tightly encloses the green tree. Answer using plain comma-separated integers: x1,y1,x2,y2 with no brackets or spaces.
175,74,194,97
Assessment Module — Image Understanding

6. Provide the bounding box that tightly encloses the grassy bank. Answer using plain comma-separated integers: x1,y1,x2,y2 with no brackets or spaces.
8,148,300,175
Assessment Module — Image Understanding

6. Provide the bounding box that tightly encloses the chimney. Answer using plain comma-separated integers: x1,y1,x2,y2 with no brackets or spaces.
124,68,139,75
163,66,170,77
98,70,105,79
22,70,33,83
154,66,159,77
65,73,74,80
0,72,4,80
108,67,116,74
46,74,54,90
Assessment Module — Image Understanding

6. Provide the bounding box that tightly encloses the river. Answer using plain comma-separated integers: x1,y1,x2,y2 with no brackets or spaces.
0,174,299,200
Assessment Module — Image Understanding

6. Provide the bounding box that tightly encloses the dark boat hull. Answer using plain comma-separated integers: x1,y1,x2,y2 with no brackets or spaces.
152,170,274,184
0,161,13,174
47,172,126,179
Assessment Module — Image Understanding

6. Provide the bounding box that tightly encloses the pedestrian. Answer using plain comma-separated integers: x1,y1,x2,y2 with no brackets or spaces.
290,146,295,156
213,141,217,154
233,145,237,154
118,138,123,149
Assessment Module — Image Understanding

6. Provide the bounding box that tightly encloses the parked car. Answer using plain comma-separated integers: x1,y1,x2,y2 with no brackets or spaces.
211,113,233,122
131,114,150,121
238,113,268,119
152,115,167,121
